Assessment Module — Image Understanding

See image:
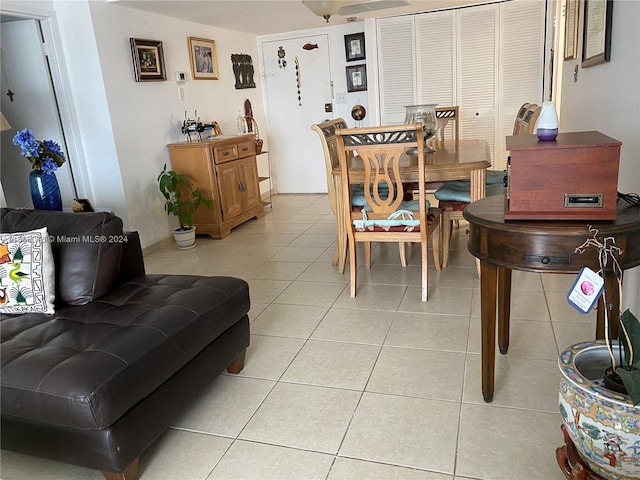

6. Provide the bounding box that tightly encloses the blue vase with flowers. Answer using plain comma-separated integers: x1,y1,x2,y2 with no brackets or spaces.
12,129,66,211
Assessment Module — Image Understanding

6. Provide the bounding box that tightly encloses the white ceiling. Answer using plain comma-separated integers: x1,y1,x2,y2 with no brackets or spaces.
108,0,484,36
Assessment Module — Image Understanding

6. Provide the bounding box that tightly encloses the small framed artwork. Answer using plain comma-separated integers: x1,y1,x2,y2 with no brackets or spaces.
564,0,578,60
188,37,219,80
344,33,366,62
582,0,613,68
129,38,166,82
346,64,367,92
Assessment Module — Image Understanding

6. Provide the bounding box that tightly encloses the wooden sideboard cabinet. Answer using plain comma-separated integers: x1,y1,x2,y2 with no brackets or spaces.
167,134,265,239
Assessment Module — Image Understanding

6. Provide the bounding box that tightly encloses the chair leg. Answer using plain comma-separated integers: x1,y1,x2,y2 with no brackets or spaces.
364,242,372,268
349,235,357,297
441,211,452,269
332,242,339,266
421,237,429,302
432,223,441,272
398,242,407,267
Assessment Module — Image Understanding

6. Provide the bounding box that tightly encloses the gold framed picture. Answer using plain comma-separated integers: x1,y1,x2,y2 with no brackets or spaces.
188,37,219,80
129,38,166,82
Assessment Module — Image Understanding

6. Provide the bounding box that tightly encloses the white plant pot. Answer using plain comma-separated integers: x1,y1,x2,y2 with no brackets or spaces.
172,226,196,250
558,341,640,479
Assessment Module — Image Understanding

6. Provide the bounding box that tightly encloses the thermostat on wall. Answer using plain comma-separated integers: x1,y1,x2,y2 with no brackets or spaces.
175,71,186,84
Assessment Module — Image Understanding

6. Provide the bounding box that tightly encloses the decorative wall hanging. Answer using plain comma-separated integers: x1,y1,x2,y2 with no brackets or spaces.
303,43,318,50
346,64,367,92
277,46,287,68
582,0,613,68
351,103,366,121
188,37,219,80
130,38,166,82
564,0,579,60
231,54,256,89
295,56,301,106
344,33,366,62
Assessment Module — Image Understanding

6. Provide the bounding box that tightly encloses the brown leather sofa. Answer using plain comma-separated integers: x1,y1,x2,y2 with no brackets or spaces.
0,208,250,480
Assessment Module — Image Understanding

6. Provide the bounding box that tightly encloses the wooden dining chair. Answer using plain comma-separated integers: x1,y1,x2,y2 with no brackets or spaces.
336,123,441,302
311,118,349,268
513,103,541,135
435,106,459,141
311,119,409,273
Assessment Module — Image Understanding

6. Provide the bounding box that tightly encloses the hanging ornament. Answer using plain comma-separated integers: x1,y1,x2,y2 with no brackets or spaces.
277,46,287,68
351,100,366,122
295,55,301,107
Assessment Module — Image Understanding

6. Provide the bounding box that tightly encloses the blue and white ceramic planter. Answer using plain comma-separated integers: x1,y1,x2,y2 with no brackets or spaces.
558,341,640,480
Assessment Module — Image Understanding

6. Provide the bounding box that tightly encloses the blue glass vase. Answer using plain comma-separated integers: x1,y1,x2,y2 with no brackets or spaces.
29,170,62,211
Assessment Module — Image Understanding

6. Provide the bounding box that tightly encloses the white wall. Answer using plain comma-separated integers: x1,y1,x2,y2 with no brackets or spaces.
559,0,640,313
4,0,268,249
81,1,266,247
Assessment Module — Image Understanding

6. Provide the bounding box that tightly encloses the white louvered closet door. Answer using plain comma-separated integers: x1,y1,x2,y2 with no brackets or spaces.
377,16,416,125
457,4,498,163
497,0,545,170
376,0,546,161
416,11,455,107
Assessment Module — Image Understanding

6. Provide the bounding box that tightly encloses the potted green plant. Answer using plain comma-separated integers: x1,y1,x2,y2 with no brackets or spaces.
157,164,212,249
558,230,640,479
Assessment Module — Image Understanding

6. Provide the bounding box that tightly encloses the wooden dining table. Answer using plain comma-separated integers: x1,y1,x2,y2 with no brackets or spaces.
331,138,492,273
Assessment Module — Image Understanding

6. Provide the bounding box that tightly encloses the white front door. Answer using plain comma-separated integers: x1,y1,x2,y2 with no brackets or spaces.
262,35,332,193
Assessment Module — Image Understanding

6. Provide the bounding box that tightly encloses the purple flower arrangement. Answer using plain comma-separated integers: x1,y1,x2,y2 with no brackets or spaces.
12,129,66,174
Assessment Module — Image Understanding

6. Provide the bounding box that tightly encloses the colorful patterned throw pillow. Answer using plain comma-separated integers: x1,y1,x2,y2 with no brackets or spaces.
0,227,55,314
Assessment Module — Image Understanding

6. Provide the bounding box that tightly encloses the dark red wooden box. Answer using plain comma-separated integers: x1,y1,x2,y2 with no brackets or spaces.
505,131,621,220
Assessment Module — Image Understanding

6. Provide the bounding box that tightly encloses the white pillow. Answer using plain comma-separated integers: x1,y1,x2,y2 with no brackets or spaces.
0,227,55,314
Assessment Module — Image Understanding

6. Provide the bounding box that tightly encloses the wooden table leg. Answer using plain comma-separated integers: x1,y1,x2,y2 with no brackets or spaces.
498,267,511,355
480,259,498,403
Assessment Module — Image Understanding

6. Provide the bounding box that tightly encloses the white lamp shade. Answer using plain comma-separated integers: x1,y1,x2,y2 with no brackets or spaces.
536,101,559,129
0,112,11,132
302,1,345,17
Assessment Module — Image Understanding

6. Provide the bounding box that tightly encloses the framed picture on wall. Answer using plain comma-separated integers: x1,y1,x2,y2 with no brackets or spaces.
129,38,166,82
188,37,219,80
582,0,613,68
346,64,367,92
344,33,365,62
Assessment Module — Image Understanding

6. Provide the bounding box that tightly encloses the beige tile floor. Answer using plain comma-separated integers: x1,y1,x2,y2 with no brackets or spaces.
1,194,599,480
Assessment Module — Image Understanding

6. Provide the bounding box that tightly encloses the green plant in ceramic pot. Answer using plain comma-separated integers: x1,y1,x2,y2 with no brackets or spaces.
157,164,212,249
558,230,640,479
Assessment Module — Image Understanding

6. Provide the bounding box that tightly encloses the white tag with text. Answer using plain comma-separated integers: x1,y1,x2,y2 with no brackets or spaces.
567,267,605,314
